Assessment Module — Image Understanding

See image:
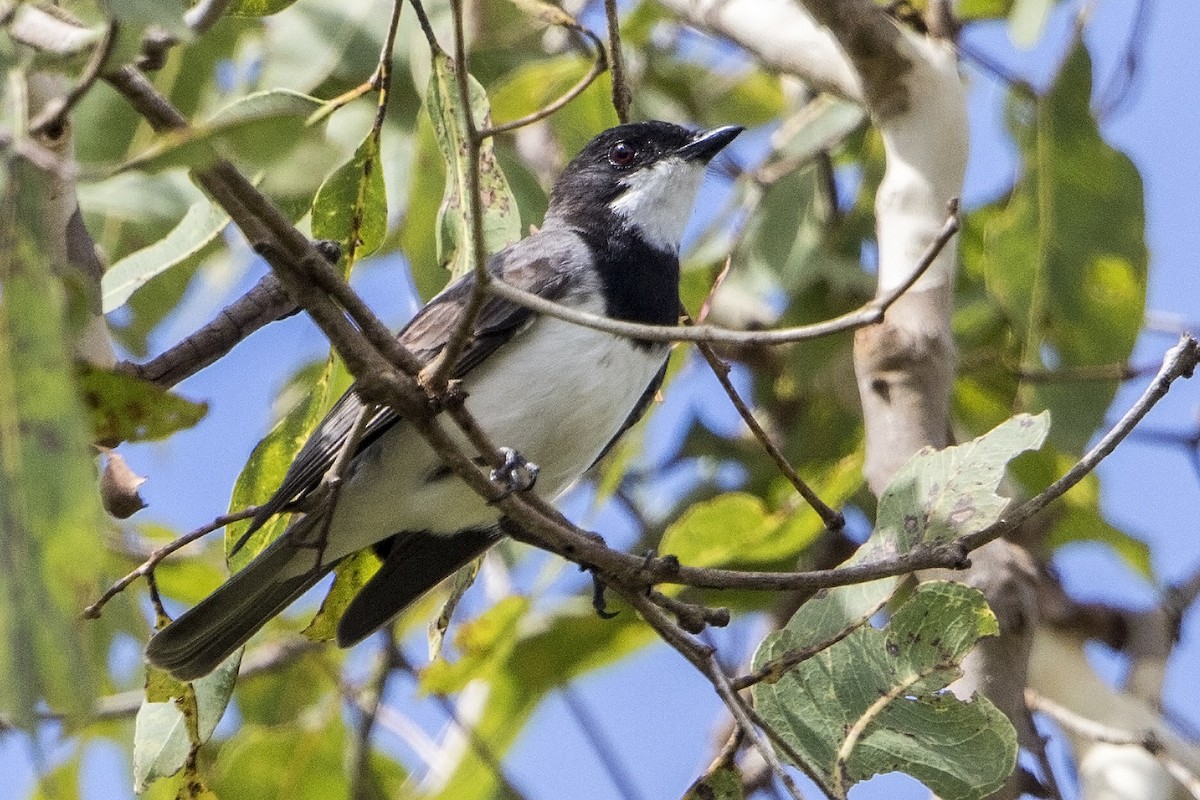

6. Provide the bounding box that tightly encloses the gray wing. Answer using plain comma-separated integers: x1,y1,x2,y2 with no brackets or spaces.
241,235,581,537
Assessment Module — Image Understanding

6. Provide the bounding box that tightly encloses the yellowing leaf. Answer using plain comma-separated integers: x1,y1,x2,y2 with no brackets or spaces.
77,365,208,443
425,51,520,280
226,356,347,569
311,131,387,266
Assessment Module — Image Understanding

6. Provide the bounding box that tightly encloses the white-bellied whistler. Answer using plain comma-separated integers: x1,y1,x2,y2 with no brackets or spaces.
146,121,743,681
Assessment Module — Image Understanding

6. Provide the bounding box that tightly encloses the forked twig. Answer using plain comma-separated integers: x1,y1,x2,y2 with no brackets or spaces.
83,506,260,619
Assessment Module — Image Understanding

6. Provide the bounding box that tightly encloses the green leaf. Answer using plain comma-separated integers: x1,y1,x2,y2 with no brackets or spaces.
77,365,208,443
101,199,229,313
107,0,189,37
120,90,324,174
228,0,300,16
302,549,382,641
311,130,387,265
1011,448,1152,578
901,0,1024,21
425,50,520,280
658,454,863,600
235,650,332,726
133,653,241,793
876,412,1049,550
30,748,81,800
1007,0,1053,47
399,112,448,300
209,718,406,798
659,493,824,571
427,556,485,659
983,40,1147,452
489,56,601,126
956,0,1018,19
772,94,867,166
749,416,1046,796
0,159,104,730
226,356,346,570
754,582,1016,799
638,60,784,130
683,767,745,800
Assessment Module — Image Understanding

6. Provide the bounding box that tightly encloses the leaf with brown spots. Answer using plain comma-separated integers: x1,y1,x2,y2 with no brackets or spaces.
77,364,208,445
311,130,387,267
425,50,520,281
754,582,1014,800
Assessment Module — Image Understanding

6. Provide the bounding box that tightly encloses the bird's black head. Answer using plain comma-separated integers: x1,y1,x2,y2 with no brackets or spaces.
547,121,743,253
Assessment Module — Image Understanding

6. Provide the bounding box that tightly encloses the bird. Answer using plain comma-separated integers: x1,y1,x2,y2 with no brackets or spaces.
145,120,743,681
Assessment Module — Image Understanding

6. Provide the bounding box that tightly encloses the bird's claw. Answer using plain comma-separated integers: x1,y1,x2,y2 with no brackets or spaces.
489,447,539,500
590,571,619,620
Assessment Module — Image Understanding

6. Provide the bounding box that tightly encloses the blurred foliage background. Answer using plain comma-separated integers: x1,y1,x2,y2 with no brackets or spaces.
1,0,1197,797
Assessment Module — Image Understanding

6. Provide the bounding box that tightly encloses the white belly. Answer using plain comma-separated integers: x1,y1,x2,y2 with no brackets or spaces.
324,314,667,556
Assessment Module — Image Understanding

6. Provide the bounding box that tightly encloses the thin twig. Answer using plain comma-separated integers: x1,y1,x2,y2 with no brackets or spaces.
1016,361,1159,383
730,622,860,691
408,0,442,54
688,310,844,531
339,0,404,267
1029,728,1065,800
561,685,648,800
310,402,376,556
707,656,807,800
1095,0,1153,120
1166,565,1200,616
961,334,1200,553
183,0,234,35
118,273,297,389
0,639,323,731
83,506,260,619
421,0,491,393
621,590,806,800
393,652,530,800
603,0,631,122
647,589,730,634
695,255,733,324
145,569,168,623
483,206,960,347
347,628,400,800
1028,690,1200,799
373,0,405,132
29,20,118,137
477,26,607,138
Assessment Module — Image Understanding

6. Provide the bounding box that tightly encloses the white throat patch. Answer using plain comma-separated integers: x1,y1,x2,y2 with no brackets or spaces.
608,156,707,252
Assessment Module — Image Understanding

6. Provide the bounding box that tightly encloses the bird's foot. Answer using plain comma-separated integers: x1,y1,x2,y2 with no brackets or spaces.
489,447,539,500
589,570,619,620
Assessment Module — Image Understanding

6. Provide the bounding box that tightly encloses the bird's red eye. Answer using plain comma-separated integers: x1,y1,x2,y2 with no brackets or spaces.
608,141,636,167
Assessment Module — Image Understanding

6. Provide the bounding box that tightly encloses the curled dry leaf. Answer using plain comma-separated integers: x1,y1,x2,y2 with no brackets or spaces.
100,450,147,518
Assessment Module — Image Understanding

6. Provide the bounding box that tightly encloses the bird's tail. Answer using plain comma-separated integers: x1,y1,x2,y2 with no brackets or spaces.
144,515,337,682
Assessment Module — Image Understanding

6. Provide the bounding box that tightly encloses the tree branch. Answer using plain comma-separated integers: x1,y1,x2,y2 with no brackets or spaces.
1029,690,1200,799
477,24,607,139
656,0,864,102
603,0,631,123
82,506,260,619
960,335,1200,554
483,206,958,347
118,273,297,388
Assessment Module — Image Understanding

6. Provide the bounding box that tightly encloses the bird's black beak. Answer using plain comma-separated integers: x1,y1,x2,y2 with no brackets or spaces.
676,125,744,163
